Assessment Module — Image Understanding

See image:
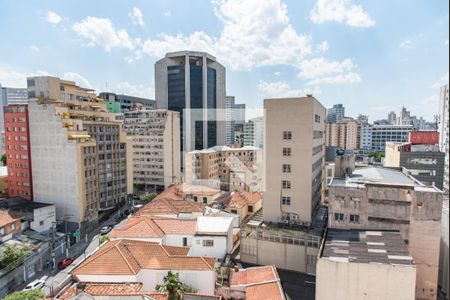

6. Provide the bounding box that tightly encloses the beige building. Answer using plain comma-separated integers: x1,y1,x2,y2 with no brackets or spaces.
325,117,359,150
439,199,449,300
328,167,442,300
224,191,262,220
263,96,326,224
123,107,180,194
185,145,263,192
316,229,416,300
28,76,129,233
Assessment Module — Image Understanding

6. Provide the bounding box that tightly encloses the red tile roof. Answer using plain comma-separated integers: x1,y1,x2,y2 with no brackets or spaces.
0,210,21,228
57,282,168,300
110,216,197,239
230,266,285,300
228,192,262,209
71,239,214,276
137,197,204,216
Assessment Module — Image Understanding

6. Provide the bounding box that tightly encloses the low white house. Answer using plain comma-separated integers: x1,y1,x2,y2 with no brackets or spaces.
190,216,234,261
71,239,216,295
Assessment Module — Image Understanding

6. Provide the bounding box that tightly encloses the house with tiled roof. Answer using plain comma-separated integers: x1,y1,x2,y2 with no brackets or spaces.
56,282,168,300
228,265,286,300
110,215,234,261
136,194,204,219
0,210,21,242
224,191,262,221
71,239,216,295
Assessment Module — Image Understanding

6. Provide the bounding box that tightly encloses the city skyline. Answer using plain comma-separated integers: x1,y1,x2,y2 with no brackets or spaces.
0,0,448,121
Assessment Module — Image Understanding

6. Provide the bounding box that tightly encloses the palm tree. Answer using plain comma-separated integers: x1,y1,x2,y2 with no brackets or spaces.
156,271,185,300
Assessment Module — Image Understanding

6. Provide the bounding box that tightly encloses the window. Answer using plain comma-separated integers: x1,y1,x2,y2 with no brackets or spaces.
203,240,214,247
39,221,44,226
282,148,291,156
307,254,317,266
334,213,344,221
11,223,16,230
349,214,360,223
314,114,321,123
183,237,188,247
193,196,198,202
248,206,253,213
283,131,292,140
281,196,291,205
231,209,237,214
203,197,208,204
281,180,291,189
282,164,291,173
0,228,4,235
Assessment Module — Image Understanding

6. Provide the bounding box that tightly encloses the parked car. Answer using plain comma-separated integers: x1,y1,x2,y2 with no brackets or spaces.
23,276,48,291
58,257,74,269
100,225,113,235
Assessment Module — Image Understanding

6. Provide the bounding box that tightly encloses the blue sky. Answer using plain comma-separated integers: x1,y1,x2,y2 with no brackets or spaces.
0,0,448,121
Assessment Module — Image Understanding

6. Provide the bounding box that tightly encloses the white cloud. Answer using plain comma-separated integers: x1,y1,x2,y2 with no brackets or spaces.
422,95,438,105
46,11,62,24
258,80,321,98
399,35,422,49
62,72,93,89
163,10,172,17
432,72,449,88
129,7,145,27
298,57,361,85
0,68,49,87
30,45,39,52
274,71,281,76
316,41,329,52
73,17,135,51
310,0,375,27
115,82,155,99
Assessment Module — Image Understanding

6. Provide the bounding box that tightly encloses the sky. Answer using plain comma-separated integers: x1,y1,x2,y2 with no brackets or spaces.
0,0,448,121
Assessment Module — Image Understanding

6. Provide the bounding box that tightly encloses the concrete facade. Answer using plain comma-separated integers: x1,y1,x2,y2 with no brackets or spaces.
326,117,359,150
123,108,180,194
439,199,449,300
263,97,326,224
438,85,449,193
371,124,413,152
243,116,264,149
98,92,156,112
327,104,345,123
328,167,442,300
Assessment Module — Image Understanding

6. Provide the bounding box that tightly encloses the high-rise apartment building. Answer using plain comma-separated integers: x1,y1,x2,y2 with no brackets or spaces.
4,104,33,200
98,92,156,112
388,111,397,124
326,104,345,123
438,84,449,193
155,51,226,156
28,76,129,233
371,124,413,151
325,117,358,150
264,96,326,224
123,107,180,194
185,145,262,192
243,116,264,148
225,96,246,145
0,84,28,153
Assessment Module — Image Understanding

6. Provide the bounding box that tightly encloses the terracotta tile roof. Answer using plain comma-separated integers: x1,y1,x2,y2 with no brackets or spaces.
230,266,285,300
57,282,168,300
72,239,214,276
0,210,21,227
228,192,262,209
110,216,197,239
137,197,204,216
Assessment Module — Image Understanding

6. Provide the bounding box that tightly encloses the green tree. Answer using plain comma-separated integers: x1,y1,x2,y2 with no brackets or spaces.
99,235,110,245
0,243,32,270
3,289,44,300
156,271,196,300
1,153,6,166
139,193,157,203
375,151,385,162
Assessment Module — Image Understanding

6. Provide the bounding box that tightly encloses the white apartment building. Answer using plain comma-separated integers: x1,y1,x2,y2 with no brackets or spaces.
371,124,413,151
438,84,449,193
123,108,180,194
264,96,326,224
243,116,264,148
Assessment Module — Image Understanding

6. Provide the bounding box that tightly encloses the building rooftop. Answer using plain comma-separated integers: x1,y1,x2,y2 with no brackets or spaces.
58,282,168,300
189,145,261,154
228,192,262,209
320,229,415,266
0,210,21,228
196,217,233,235
178,183,221,196
230,266,285,300
0,197,54,211
330,166,441,192
110,216,197,239
72,239,215,276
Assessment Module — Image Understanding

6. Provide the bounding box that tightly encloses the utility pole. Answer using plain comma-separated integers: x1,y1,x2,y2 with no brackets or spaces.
51,221,56,270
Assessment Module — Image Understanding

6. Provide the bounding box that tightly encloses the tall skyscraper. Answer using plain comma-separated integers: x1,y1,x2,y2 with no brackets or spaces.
28,76,130,233
0,84,28,152
388,111,397,124
439,84,449,193
155,51,226,158
244,116,264,148
225,96,246,145
123,107,180,193
325,117,358,150
263,96,326,224
326,104,345,123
